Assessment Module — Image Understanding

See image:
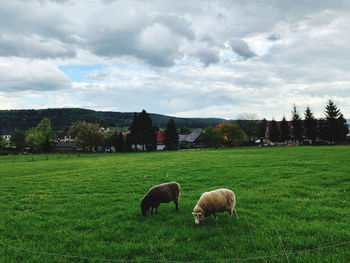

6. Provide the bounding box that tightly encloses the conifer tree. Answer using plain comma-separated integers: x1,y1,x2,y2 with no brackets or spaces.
164,119,179,150
117,132,124,152
257,118,267,139
129,113,141,150
280,116,290,142
291,104,304,143
304,107,318,142
129,110,156,151
321,100,348,143
269,119,280,143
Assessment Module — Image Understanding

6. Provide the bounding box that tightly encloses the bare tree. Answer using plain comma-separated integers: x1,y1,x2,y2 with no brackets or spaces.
236,113,260,142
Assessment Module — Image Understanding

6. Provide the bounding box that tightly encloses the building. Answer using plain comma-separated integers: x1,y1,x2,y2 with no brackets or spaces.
156,130,166,150
178,129,202,148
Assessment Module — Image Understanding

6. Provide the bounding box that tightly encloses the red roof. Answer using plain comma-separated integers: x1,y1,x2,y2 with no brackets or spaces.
214,122,231,130
156,130,165,142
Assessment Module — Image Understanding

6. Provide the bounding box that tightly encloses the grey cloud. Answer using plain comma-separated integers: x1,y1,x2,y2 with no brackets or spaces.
193,48,220,66
229,39,256,59
200,34,221,47
85,8,184,67
0,1,77,45
0,34,76,59
87,27,181,67
267,33,281,41
153,14,195,40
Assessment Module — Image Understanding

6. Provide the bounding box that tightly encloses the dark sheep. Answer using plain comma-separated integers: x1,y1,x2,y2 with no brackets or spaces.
141,182,180,216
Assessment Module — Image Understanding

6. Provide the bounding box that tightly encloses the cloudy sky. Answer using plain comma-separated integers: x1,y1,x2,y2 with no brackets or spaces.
1,0,350,120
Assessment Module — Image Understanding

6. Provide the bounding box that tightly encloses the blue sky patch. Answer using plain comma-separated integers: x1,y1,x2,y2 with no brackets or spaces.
59,65,107,82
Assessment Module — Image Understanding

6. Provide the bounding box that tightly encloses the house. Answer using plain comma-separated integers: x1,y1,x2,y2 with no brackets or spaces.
55,141,75,153
156,130,166,150
100,127,110,133
178,129,202,148
0,130,13,147
56,132,75,143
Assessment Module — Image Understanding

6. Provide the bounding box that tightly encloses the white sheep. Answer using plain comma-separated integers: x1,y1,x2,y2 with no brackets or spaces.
192,188,237,224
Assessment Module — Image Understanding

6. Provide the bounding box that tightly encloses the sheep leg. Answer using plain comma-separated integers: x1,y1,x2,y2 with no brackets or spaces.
213,212,218,220
174,200,178,211
155,206,158,215
233,208,238,219
151,207,154,215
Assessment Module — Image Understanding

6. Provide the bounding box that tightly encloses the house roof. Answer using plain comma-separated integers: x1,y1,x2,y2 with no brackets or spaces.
0,129,14,136
56,141,74,147
179,129,202,142
156,130,165,142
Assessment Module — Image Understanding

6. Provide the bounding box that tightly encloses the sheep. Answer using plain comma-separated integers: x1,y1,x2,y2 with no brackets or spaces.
141,182,180,216
192,188,237,224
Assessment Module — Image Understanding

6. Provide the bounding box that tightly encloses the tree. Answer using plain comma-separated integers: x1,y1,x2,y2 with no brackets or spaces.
304,107,318,142
36,118,54,139
257,118,267,139
129,110,156,151
36,117,54,153
25,128,46,161
280,116,290,142
10,129,26,152
69,121,104,152
105,130,119,151
236,113,260,142
269,119,281,143
117,132,125,152
291,104,303,143
125,133,132,152
0,136,6,151
129,112,141,150
321,100,348,143
201,126,223,148
164,119,179,150
99,119,109,129
220,124,246,146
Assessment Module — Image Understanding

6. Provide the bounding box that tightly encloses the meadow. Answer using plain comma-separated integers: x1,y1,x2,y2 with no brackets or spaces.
0,146,350,262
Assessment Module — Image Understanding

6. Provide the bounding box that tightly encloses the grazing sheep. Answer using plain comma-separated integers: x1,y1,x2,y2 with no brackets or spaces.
192,188,237,224
141,182,180,216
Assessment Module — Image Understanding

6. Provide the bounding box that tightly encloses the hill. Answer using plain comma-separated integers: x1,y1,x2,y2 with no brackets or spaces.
0,108,227,133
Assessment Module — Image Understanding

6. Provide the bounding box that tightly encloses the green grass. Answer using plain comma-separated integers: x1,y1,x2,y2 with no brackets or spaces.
0,146,350,262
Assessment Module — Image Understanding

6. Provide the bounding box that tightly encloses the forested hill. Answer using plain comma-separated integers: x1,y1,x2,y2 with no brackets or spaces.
0,108,227,133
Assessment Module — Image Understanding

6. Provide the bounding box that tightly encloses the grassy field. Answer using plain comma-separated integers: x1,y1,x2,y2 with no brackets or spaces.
0,146,350,262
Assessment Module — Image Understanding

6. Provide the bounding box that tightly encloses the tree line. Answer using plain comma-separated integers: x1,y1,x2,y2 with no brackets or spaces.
198,100,348,147
0,108,226,134
1,109,180,155
257,100,348,144
1,100,348,156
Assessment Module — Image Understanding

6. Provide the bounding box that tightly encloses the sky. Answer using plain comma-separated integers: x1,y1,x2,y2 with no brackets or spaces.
0,0,350,120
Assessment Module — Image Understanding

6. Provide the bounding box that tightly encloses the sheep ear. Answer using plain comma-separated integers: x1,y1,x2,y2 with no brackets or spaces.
192,212,194,215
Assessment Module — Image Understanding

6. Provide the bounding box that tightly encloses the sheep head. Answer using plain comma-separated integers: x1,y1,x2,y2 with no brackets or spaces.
192,210,204,224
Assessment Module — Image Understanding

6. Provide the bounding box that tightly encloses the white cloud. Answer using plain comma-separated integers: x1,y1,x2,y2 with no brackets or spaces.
1,0,350,119
0,59,71,92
